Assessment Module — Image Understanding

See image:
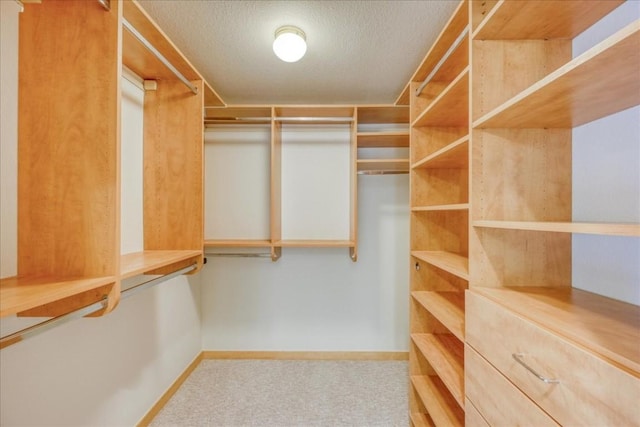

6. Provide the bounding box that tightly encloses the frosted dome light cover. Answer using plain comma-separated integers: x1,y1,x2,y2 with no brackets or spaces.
273,26,307,63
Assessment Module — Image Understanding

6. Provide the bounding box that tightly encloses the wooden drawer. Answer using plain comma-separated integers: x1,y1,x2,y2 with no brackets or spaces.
466,344,558,426
466,290,640,426
464,398,489,427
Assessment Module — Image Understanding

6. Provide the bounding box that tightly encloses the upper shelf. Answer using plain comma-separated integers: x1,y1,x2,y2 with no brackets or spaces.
357,131,409,148
473,220,640,237
204,106,273,125
474,21,640,129
473,0,623,40
123,0,224,106
274,106,354,124
412,135,468,169
357,105,409,124
120,250,202,279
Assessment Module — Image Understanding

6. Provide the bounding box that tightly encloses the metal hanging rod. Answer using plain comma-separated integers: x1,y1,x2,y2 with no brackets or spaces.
122,18,198,95
273,117,354,123
97,0,110,11
205,253,272,258
415,25,469,97
0,263,197,350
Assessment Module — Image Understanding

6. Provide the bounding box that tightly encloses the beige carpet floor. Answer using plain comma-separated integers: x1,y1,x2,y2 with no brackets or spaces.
149,359,409,427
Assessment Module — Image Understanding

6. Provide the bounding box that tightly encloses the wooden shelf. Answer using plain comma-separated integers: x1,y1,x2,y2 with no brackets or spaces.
412,136,468,169
204,239,272,248
357,159,409,172
0,276,116,317
357,131,409,148
204,106,272,125
412,204,469,212
411,251,469,281
357,105,410,124
274,106,354,123
413,68,469,128
474,287,640,376
410,412,435,427
411,375,464,427
412,333,465,408
473,0,623,40
474,21,640,129
122,0,223,106
274,240,355,248
474,220,640,237
120,250,201,279
412,291,465,341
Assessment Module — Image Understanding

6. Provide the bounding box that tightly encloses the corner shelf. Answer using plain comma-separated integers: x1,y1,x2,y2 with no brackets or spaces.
411,375,464,427
474,21,640,129
412,291,465,341
357,131,409,148
411,251,469,281
120,250,202,279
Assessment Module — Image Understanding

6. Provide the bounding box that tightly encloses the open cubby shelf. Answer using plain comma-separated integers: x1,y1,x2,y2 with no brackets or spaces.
411,375,464,427
412,291,465,341
412,251,469,281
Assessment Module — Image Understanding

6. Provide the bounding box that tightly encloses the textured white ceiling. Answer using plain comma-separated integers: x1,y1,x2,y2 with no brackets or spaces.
137,0,459,105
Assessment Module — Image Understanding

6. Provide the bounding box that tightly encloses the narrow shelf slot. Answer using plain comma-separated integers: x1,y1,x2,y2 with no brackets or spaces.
411,251,469,281
474,287,640,375
473,0,623,40
204,239,272,248
474,21,640,129
356,105,409,124
412,291,465,341
412,204,469,212
413,68,469,128
412,135,469,169
357,159,409,172
0,276,116,317
357,131,409,148
473,220,640,237
412,333,464,409
411,375,464,427
120,250,202,279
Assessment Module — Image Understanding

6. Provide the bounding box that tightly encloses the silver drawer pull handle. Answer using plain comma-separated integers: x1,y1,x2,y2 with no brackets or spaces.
512,353,559,384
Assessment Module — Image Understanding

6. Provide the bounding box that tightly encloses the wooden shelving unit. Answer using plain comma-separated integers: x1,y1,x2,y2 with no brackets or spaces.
2,0,209,319
412,291,465,341
467,1,640,425
355,105,410,175
406,1,470,424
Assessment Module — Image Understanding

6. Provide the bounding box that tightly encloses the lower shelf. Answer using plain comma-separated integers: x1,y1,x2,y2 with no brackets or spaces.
412,333,464,408
410,412,435,427
412,291,465,341
0,275,116,317
411,375,464,427
411,251,469,280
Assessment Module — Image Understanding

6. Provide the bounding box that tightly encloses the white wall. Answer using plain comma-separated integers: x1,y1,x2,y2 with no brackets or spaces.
201,173,410,351
572,1,640,305
0,0,20,279
0,21,202,423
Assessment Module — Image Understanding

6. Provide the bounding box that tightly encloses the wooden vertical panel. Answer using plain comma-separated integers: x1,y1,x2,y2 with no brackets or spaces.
472,39,571,120
472,129,571,222
350,109,358,261
18,0,121,280
143,79,203,252
470,0,499,33
470,228,571,287
270,111,282,255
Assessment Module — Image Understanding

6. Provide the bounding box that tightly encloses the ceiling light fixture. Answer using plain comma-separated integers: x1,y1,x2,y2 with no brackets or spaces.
273,26,307,63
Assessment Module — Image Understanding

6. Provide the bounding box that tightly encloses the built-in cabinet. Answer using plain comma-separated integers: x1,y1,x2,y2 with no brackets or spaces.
203,105,409,261
0,0,222,319
407,0,640,425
